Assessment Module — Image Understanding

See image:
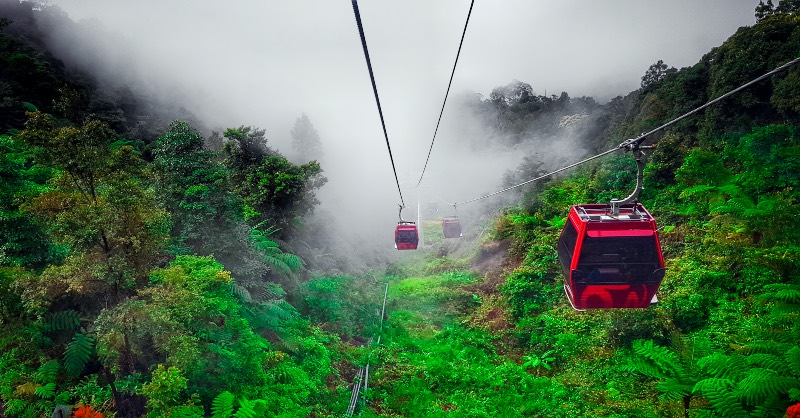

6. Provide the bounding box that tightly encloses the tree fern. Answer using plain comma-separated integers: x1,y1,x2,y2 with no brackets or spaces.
249,228,303,277
628,338,710,416
230,283,253,304
693,378,747,418
737,368,799,406
746,353,793,375
759,283,800,320
245,300,297,330
35,360,59,384
33,382,55,399
786,347,800,373
43,310,80,332
245,282,285,302
169,405,205,417
233,398,265,418
211,391,235,418
697,352,747,381
64,332,94,377
628,339,687,380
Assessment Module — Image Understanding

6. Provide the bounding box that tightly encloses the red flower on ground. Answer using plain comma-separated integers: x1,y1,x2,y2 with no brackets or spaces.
73,405,103,418
787,403,800,418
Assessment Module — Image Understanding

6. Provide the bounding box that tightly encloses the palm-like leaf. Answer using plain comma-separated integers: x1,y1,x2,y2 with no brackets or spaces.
737,368,799,405
249,228,303,278
33,382,55,399
693,378,747,418
211,391,235,418
35,360,59,384
64,332,94,377
43,310,81,332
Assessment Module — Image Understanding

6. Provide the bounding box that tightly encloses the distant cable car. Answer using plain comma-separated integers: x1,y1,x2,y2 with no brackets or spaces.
442,216,462,239
394,205,418,250
395,221,419,250
557,145,665,310
557,203,665,310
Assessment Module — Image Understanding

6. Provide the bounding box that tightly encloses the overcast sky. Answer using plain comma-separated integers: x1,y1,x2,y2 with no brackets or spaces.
44,0,760,248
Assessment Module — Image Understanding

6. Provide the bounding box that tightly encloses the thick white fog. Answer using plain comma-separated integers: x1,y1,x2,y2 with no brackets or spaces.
37,0,758,252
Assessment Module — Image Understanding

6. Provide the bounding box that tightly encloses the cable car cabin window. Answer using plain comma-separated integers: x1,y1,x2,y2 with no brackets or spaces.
577,235,660,284
396,229,418,243
557,221,579,273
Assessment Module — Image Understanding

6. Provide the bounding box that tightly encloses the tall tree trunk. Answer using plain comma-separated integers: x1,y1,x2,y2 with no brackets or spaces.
683,394,692,418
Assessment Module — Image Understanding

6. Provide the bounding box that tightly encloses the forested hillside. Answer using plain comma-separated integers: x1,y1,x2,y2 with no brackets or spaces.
1,1,799,417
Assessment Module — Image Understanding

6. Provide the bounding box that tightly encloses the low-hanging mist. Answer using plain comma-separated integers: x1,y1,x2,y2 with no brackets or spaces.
11,0,759,268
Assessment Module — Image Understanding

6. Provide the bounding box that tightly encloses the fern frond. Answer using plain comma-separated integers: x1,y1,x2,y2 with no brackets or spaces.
248,300,297,329
266,282,286,298
737,368,800,406
759,284,800,304
64,332,94,377
35,360,59,384
281,253,303,271
262,255,292,276
789,388,800,402
245,282,285,302
169,405,205,417
33,382,55,399
717,183,742,197
43,310,80,332
233,398,257,418
694,378,747,418
656,378,693,401
14,382,38,396
627,357,668,379
750,395,792,418
754,198,778,212
230,283,253,303
254,239,280,250
631,339,686,379
741,340,789,356
260,300,296,319
274,363,308,385
698,352,747,380
211,391,235,418
251,399,267,415
785,346,800,375
746,353,791,375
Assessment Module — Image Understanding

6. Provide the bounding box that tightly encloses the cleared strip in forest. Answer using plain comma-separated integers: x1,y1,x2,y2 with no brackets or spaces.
345,282,389,417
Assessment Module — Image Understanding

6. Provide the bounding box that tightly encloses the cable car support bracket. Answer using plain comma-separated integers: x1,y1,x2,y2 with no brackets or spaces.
609,142,653,215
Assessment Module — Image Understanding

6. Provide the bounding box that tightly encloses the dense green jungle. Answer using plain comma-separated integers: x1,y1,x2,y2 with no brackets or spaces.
1,2,800,417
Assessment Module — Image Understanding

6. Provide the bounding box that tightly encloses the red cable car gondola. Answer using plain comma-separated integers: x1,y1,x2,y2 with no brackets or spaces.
557,144,666,310
394,205,418,250
395,221,419,250
442,216,462,239
557,203,665,310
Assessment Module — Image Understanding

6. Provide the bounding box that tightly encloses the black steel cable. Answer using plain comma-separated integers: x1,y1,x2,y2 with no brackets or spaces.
416,0,476,187
454,148,619,205
449,55,800,206
351,0,405,207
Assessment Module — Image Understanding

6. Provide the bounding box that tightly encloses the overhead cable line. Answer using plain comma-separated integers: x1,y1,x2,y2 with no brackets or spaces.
351,0,405,207
625,55,800,148
416,0,476,188
449,55,800,206
454,148,620,205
